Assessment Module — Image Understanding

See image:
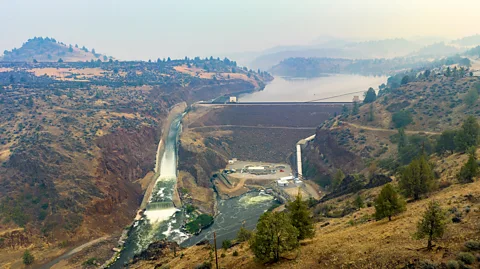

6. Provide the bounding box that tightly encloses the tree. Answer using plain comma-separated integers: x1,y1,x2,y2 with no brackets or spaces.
354,194,365,209
341,105,350,116
237,225,252,242
455,116,480,152
446,67,451,77
351,102,359,115
457,148,478,183
464,87,479,107
68,45,73,53
424,69,431,78
435,130,457,155
250,212,299,263
332,169,345,189
363,87,376,103
23,250,34,265
32,59,38,63
222,239,232,250
286,191,315,240
368,104,374,122
415,200,447,250
374,184,406,221
401,75,410,85
399,154,435,200
58,58,63,63
392,110,412,129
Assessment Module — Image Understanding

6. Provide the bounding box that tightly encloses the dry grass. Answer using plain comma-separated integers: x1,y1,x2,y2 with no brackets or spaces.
131,177,480,269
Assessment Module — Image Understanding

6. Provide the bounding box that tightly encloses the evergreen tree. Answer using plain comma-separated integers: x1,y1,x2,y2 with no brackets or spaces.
354,194,365,209
352,102,359,115
332,169,345,189
435,130,457,155
455,116,480,152
374,184,406,221
341,105,350,116
415,200,447,250
23,250,34,265
464,87,479,107
286,191,315,240
457,148,478,183
368,104,374,122
399,154,435,200
237,225,252,242
250,212,299,263
363,87,377,103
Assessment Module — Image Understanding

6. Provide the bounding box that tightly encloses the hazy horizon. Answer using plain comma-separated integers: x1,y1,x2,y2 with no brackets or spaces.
2,0,480,60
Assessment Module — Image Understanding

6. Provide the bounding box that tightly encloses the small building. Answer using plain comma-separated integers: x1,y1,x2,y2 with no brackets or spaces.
229,96,237,103
277,179,289,187
228,158,238,164
280,176,295,181
352,96,360,102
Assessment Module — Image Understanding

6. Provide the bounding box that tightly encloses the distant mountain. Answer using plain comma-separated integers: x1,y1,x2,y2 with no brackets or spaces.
450,34,480,47
1,37,112,62
250,38,422,70
410,42,462,57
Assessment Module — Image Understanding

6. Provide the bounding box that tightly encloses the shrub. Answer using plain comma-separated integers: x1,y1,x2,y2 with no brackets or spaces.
233,250,239,256
392,110,413,128
23,250,34,265
457,252,475,264
220,253,226,258
446,260,459,269
222,240,231,250
464,240,480,251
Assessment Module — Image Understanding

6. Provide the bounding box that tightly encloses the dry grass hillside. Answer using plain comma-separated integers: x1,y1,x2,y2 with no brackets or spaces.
130,149,480,269
0,58,270,268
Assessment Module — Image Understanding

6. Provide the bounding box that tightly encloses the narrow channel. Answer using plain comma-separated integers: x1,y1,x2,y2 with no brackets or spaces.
110,114,187,268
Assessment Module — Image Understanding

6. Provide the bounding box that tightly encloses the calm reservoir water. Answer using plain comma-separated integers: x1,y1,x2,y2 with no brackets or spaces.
240,74,387,102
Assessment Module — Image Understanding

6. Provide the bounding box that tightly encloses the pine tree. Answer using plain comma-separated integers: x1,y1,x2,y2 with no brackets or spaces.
237,224,252,242
374,184,406,221
455,116,480,152
354,194,365,209
457,148,478,183
399,154,435,200
368,104,374,121
287,191,315,240
435,130,457,155
363,87,377,103
332,169,345,189
352,102,359,115
415,200,448,250
250,212,299,263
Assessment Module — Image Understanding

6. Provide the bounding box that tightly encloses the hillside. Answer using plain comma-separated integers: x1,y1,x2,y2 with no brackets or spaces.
127,66,480,269
1,37,111,62
270,55,472,77
0,58,271,268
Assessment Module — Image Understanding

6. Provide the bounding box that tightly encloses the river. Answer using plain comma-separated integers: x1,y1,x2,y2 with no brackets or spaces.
240,74,387,102
110,113,275,267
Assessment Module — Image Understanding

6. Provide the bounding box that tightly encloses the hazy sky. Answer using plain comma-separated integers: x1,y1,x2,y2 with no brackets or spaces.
1,0,480,60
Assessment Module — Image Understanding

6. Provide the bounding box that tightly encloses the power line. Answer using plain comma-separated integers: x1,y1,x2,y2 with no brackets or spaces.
304,90,364,103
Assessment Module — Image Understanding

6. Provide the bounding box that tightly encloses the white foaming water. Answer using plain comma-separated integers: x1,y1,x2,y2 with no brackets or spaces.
144,208,179,223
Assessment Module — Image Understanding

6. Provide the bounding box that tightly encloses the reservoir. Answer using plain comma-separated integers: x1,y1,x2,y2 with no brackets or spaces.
240,74,388,102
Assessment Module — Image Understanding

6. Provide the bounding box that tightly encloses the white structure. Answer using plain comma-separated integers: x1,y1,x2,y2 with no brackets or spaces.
277,179,289,187
280,176,295,181
296,144,302,178
294,178,303,186
247,166,265,171
353,96,360,102
228,158,238,164
229,96,237,103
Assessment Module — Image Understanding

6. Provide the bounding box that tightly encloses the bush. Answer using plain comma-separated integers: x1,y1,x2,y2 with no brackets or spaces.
222,240,231,250
23,250,34,265
446,260,459,269
233,250,239,256
392,110,413,128
220,253,226,258
457,252,475,265
464,240,480,251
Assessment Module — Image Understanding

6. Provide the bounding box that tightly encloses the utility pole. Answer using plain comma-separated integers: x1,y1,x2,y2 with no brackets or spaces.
213,232,219,269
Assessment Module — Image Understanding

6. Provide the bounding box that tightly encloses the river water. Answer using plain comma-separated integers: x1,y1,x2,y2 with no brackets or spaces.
240,74,387,102
111,114,274,267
